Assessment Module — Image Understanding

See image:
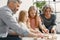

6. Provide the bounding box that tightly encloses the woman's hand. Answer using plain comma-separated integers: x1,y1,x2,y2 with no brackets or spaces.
51,26,56,33
51,29,56,33
43,29,49,34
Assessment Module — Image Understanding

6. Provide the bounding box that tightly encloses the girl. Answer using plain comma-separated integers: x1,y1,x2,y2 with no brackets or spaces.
18,10,44,38
28,6,49,34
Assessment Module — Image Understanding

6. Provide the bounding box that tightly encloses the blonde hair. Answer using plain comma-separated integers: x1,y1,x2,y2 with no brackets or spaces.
18,10,27,22
28,6,39,27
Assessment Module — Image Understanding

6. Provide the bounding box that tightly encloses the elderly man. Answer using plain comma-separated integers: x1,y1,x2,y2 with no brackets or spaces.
0,0,42,40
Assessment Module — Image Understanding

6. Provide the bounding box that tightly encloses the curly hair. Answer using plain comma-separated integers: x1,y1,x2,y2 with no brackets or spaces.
42,5,53,13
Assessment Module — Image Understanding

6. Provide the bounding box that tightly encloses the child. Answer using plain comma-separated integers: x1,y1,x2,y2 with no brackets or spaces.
18,10,44,38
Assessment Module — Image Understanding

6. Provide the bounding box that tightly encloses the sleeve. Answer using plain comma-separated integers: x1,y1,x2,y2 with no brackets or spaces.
0,10,29,36
19,23,30,36
52,14,56,25
52,14,56,30
40,14,44,25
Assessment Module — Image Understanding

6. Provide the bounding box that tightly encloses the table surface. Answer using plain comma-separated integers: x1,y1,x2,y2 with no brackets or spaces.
22,34,60,40
57,34,60,40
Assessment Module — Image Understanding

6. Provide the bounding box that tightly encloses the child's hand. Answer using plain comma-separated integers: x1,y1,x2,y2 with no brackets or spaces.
37,33,44,38
43,29,49,34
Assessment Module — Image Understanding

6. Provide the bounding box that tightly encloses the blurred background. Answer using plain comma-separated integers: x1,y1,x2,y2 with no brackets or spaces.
0,0,60,33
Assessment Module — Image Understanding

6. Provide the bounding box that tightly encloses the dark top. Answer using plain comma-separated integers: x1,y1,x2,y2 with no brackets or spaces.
40,14,56,32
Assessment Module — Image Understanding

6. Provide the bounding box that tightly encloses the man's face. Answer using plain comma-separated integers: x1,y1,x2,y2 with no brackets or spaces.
9,1,22,13
13,2,20,13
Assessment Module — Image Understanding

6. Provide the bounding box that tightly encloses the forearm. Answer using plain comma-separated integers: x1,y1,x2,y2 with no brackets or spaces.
52,25,56,30
8,31,17,35
39,24,47,31
26,31,40,37
29,28,37,33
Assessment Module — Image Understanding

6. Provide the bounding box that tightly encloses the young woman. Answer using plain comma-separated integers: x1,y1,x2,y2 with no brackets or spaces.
28,6,49,34
18,10,44,38
40,5,56,33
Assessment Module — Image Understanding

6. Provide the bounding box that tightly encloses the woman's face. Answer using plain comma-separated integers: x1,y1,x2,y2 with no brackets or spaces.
29,9,36,18
45,8,51,15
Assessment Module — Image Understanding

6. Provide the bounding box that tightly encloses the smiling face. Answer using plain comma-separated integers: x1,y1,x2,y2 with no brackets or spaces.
29,10,36,18
44,8,51,16
8,1,22,13
28,6,37,18
13,2,20,13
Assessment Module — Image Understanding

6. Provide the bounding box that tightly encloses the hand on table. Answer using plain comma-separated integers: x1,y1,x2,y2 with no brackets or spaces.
51,29,56,33
43,29,49,34
37,33,44,38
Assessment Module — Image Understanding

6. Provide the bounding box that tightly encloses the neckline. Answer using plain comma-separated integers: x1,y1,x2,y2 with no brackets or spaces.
44,14,52,20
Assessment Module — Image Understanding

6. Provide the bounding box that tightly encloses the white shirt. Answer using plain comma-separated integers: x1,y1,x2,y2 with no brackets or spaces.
19,22,30,36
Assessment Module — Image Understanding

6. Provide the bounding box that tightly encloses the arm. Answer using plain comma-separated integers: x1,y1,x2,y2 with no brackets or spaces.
38,17,46,30
52,15,56,30
38,17,49,33
0,11,42,37
19,23,39,37
51,15,56,33
0,11,29,36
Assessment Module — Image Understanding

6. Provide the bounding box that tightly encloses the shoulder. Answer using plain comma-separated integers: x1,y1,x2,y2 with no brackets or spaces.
0,6,12,17
52,14,56,16
0,6,8,11
36,16,42,23
19,22,28,30
40,14,44,19
0,6,12,14
51,14,56,19
19,22,24,25
19,22,26,26
40,14,44,17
